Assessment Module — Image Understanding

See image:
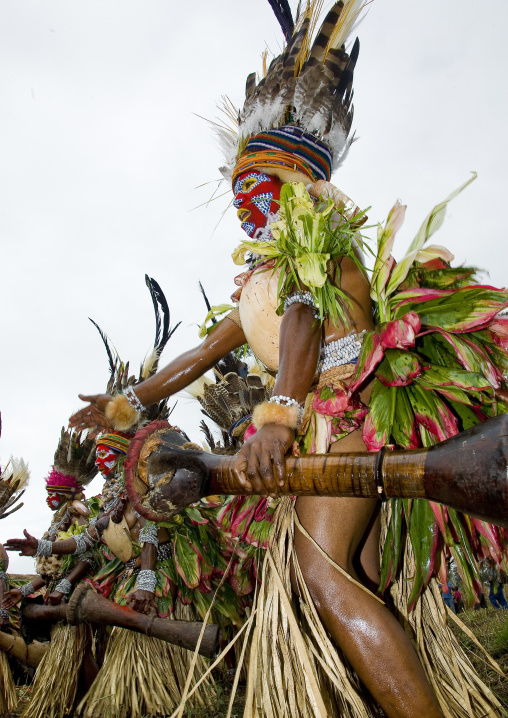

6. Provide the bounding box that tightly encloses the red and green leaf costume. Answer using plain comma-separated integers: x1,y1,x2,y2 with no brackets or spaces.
350,177,508,607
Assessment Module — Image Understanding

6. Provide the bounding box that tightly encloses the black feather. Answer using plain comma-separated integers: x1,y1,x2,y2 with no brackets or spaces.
89,318,116,377
267,0,294,42
145,275,175,355
198,281,217,324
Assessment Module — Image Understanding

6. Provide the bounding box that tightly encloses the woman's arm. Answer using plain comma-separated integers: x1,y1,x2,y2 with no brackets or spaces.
232,302,321,495
70,318,246,430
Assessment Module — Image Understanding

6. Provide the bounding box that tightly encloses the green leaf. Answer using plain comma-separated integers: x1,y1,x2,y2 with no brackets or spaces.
406,499,438,609
294,252,330,287
173,531,201,589
407,173,477,255
363,379,396,449
392,387,418,448
375,349,423,387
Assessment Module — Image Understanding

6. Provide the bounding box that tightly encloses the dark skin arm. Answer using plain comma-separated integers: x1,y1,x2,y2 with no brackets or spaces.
231,302,321,496
5,527,99,557
47,560,91,604
2,574,46,610
126,541,158,616
69,318,246,431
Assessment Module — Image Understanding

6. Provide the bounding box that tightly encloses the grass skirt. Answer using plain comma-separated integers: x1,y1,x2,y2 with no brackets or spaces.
236,498,504,718
77,604,216,718
21,622,90,718
0,648,17,715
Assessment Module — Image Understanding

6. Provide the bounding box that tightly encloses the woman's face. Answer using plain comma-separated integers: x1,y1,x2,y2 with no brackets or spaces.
233,170,282,237
95,445,118,477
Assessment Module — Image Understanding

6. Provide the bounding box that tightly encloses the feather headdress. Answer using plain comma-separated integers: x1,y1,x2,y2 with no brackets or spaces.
0,457,30,519
218,0,368,184
45,427,98,494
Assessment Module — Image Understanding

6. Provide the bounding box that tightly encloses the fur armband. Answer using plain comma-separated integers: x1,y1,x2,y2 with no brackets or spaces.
252,401,302,431
105,394,140,432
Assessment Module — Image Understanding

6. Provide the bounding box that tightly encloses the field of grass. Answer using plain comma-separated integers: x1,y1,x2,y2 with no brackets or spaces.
449,607,508,708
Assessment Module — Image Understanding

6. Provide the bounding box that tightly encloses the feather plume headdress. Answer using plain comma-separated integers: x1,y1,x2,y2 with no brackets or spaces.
0,457,30,519
45,427,98,497
218,0,368,185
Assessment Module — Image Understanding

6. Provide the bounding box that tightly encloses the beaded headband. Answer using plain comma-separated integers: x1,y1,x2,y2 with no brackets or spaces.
96,432,131,455
232,127,333,188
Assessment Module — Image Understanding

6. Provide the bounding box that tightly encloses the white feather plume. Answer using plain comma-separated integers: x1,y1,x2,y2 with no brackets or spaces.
1,457,30,488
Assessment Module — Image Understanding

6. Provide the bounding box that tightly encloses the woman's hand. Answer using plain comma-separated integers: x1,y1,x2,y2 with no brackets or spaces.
126,589,157,616
5,530,39,557
231,424,295,496
2,588,22,610
69,394,113,432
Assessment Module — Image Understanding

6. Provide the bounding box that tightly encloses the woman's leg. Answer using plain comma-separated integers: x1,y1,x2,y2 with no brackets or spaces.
294,429,443,718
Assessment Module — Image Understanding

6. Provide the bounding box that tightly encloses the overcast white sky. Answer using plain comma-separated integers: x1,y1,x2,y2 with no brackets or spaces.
1,0,507,573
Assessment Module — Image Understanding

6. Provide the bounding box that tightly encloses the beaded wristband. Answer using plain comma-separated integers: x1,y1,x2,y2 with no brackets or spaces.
55,578,72,595
35,538,53,557
124,385,146,412
20,582,35,597
0,571,7,581
139,525,159,548
73,533,94,555
84,528,97,545
284,291,320,319
0,608,9,619
136,569,156,594
80,551,96,568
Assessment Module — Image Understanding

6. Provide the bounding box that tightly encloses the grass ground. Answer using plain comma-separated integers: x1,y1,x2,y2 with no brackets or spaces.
449,607,508,708
6,607,508,717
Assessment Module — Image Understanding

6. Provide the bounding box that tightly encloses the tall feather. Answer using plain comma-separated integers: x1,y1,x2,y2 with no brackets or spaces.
142,275,181,379
267,0,294,42
88,318,116,378
198,281,216,325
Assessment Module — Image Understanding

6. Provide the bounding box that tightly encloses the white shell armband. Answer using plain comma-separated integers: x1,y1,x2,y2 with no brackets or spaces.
136,569,157,594
20,582,35,597
35,538,53,557
73,532,95,555
55,578,72,595
124,385,146,412
139,524,159,548
283,291,320,319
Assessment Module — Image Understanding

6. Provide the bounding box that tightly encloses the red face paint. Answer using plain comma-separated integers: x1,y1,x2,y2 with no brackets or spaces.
233,170,282,237
95,445,119,477
46,492,66,510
